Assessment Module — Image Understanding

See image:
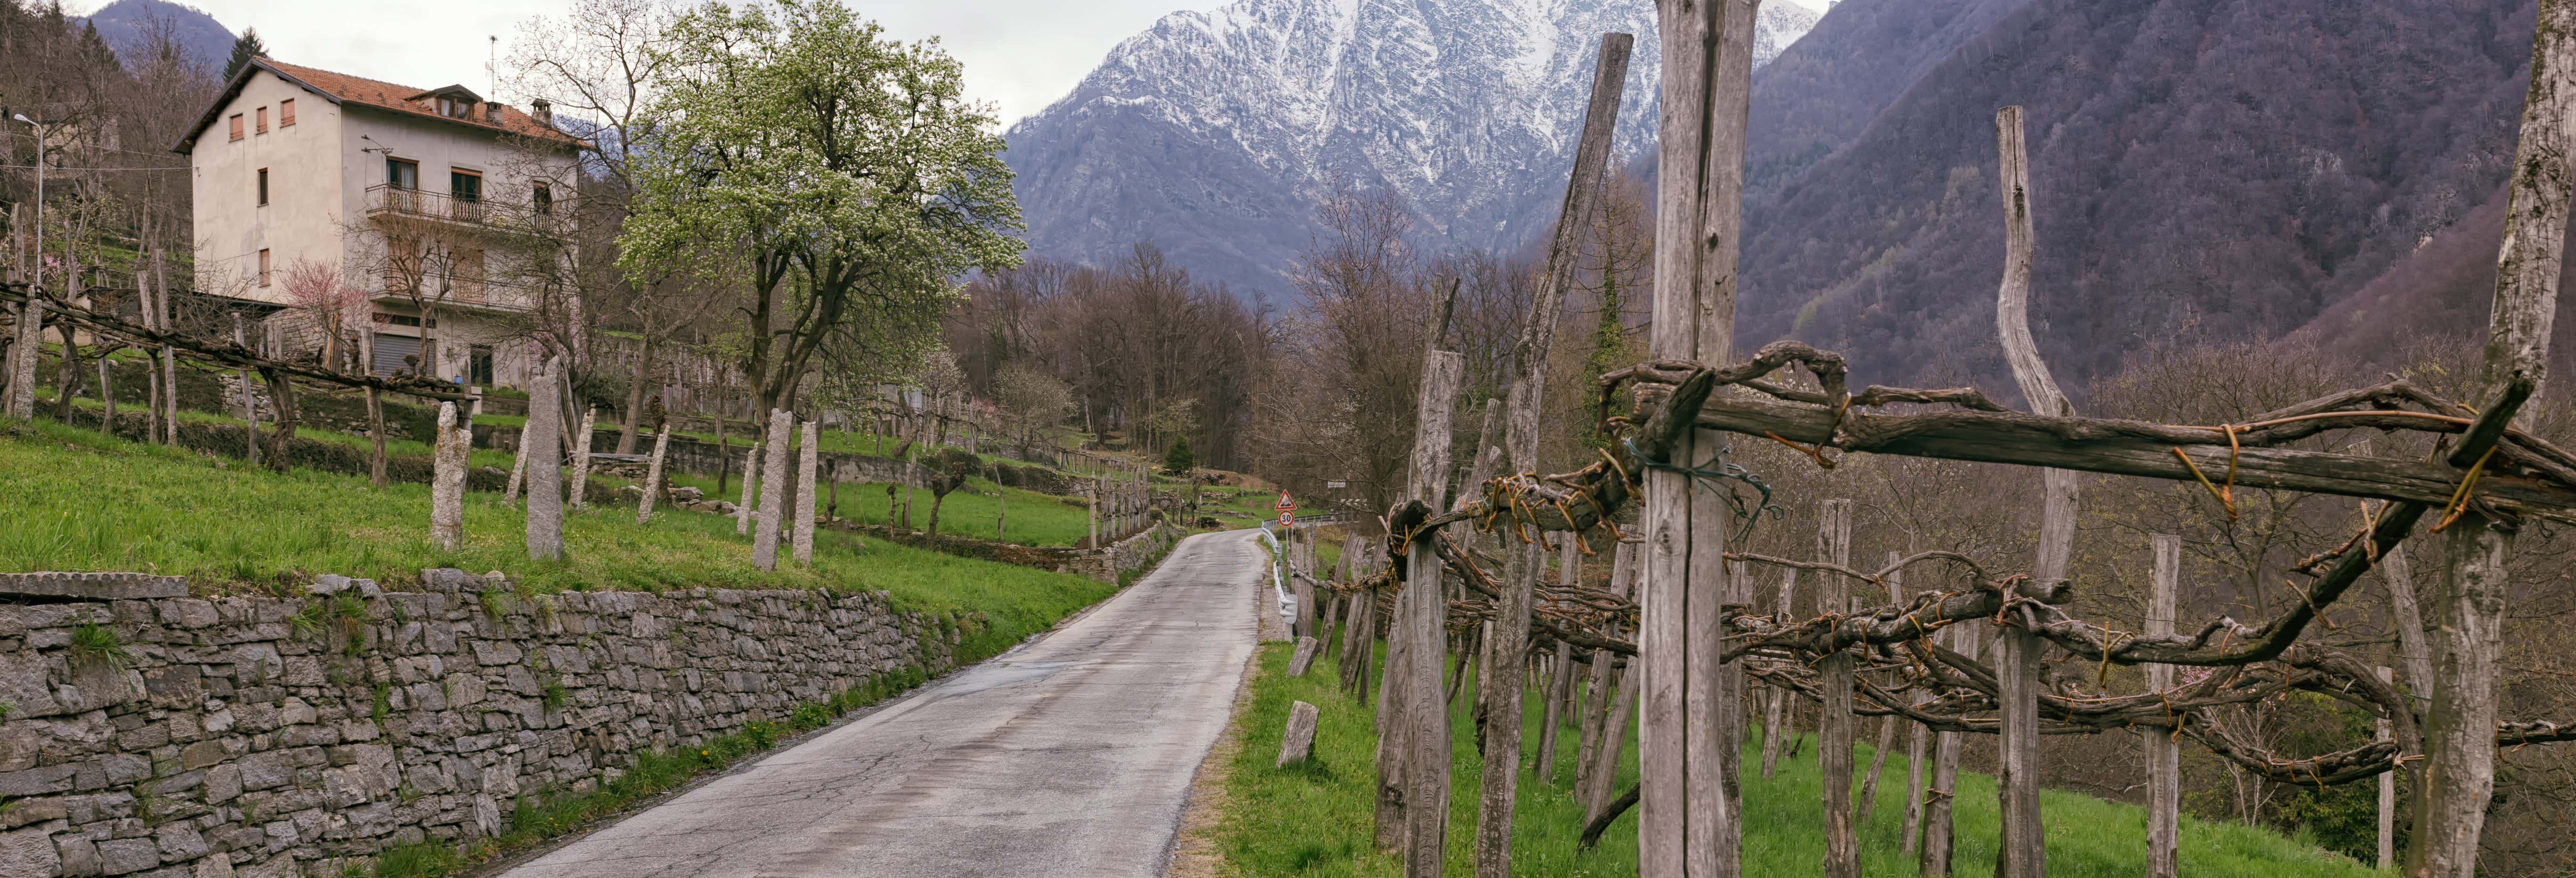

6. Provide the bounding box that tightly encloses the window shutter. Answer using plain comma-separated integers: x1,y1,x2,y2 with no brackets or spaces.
280,99,295,126
229,114,243,141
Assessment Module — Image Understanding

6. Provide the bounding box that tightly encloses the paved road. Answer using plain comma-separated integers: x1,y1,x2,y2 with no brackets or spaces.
499,530,1264,878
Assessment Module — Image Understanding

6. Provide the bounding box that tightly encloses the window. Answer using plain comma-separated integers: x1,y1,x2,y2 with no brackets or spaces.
450,170,482,202
256,107,267,134
228,114,243,141
280,99,295,126
438,96,470,119
257,168,269,206
532,183,553,215
257,249,271,287
386,158,418,190
467,345,495,386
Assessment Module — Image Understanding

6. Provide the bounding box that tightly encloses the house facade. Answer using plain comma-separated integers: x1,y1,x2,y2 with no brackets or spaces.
176,57,582,389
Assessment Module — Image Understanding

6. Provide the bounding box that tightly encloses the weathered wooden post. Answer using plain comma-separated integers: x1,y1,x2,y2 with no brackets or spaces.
1919,623,1976,877
1473,34,1632,876
568,405,596,508
429,401,467,551
1380,349,1463,874
2146,534,2181,878
1816,499,1858,878
1762,564,1795,779
1578,540,1640,815
505,427,531,504
1642,0,1763,872
2410,8,2572,874
524,356,565,562
1992,104,2072,878
1856,552,1906,823
737,441,762,536
1538,533,1582,785
2376,665,2397,870
794,420,819,566
754,409,793,571
232,313,259,466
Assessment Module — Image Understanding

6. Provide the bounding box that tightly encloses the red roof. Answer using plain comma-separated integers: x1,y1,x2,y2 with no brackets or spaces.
176,57,583,153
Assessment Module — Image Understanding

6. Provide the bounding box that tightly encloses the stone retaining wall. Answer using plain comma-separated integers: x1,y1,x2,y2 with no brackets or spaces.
0,570,967,878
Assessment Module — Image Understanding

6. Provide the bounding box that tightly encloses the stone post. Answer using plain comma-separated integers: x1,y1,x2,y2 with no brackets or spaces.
795,420,820,566
568,405,596,508
736,442,761,536
429,402,467,551
524,357,565,562
753,408,792,571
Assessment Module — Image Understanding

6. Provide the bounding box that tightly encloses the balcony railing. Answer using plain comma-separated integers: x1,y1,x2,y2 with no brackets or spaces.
365,184,561,235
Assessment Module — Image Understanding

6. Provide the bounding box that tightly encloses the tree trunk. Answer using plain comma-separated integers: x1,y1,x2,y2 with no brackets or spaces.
716,414,732,495
617,337,654,454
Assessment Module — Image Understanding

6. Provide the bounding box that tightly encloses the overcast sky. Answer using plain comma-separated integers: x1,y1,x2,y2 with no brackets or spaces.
85,0,1231,126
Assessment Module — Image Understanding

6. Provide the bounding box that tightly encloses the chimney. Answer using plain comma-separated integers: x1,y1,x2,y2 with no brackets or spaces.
484,102,502,125
530,99,552,127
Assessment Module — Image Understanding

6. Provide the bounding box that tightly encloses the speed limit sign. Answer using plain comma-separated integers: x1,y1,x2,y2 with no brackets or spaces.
1280,511,1296,526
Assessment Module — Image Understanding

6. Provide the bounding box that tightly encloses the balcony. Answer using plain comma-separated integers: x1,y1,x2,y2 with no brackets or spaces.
364,184,560,237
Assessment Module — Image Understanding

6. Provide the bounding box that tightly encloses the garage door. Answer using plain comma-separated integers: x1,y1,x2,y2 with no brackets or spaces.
371,334,422,377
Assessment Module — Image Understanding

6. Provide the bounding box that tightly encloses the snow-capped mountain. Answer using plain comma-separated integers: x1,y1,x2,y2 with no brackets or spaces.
1004,0,1821,296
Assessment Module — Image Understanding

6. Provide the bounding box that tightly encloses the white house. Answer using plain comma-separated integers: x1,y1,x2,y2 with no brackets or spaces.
175,57,583,388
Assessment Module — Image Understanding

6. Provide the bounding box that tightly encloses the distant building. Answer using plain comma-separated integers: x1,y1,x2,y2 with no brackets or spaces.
175,57,580,388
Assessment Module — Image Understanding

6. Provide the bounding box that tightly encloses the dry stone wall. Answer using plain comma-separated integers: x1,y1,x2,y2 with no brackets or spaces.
0,570,967,878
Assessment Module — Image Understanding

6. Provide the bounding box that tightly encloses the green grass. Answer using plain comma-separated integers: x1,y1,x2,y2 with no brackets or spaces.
1214,642,2379,877
0,419,1116,634
658,469,1096,547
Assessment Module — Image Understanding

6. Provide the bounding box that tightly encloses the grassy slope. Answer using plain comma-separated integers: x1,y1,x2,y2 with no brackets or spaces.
660,468,1095,547
0,419,1114,651
1216,642,2377,877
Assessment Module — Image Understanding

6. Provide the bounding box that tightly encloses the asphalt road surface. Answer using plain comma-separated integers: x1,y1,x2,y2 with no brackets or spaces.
497,530,1264,878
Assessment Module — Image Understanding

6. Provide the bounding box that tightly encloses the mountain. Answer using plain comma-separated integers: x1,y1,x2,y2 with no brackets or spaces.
1732,0,2539,390
1004,0,1821,297
80,0,234,73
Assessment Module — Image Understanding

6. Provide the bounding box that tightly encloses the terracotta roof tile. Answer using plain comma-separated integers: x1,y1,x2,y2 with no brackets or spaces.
261,59,581,145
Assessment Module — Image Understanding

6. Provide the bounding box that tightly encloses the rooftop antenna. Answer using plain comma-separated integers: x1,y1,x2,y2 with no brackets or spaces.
487,35,498,97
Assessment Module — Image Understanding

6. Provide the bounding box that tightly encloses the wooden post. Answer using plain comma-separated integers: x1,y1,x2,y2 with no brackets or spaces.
754,408,792,571
232,313,259,466
637,421,670,525
1762,565,1795,779
2370,664,2396,869
1992,105,2070,878
2146,534,2181,878
1856,552,1905,824
568,406,596,508
1538,533,1582,785
737,441,761,535
1919,624,1976,877
1475,35,1632,866
429,402,467,551
1389,349,1462,876
1578,540,1638,813
1816,499,1858,878
2409,8,2574,874
505,427,530,504
1642,2,1762,872
362,332,386,488
1289,636,1322,677
97,354,113,431
524,356,565,562
794,420,819,566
